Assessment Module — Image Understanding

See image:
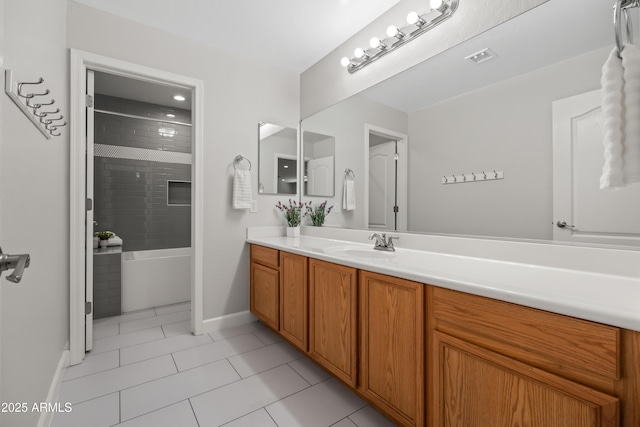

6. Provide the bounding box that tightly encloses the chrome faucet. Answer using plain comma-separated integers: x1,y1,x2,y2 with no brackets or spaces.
368,233,399,252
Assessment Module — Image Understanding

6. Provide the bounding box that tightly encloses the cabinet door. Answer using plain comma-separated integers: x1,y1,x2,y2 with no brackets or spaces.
250,262,279,330
359,271,424,427
432,331,619,427
280,252,308,351
309,259,358,387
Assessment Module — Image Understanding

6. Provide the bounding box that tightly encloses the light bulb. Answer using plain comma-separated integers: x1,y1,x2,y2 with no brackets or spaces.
370,37,381,49
386,25,404,39
340,56,351,67
354,47,365,59
173,95,186,102
430,0,445,11
407,11,420,25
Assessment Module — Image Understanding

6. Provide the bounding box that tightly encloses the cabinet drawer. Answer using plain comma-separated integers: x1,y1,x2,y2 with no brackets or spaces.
432,287,620,382
251,245,279,269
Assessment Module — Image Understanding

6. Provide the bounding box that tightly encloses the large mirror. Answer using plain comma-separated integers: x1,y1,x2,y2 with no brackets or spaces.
303,131,335,197
301,0,640,247
258,123,297,195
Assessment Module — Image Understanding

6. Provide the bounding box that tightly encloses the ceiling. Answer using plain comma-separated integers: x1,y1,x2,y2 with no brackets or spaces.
72,0,402,73
361,0,616,112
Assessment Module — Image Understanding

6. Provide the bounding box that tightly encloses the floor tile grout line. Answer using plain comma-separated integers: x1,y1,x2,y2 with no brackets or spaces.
286,361,313,387
220,408,274,427
61,354,180,406
117,316,193,336
118,336,213,367
120,398,194,425
264,406,280,427
188,398,202,427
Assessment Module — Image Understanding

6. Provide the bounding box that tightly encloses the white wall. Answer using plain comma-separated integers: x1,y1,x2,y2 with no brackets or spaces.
407,47,610,240
302,95,407,228
1,0,70,426
67,1,300,320
300,0,548,118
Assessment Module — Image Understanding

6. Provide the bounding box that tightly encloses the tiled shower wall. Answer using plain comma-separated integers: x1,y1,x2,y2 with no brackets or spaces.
93,95,192,252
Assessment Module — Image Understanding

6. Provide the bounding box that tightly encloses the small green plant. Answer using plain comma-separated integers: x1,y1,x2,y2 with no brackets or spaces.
276,199,307,227
306,200,333,226
95,231,114,240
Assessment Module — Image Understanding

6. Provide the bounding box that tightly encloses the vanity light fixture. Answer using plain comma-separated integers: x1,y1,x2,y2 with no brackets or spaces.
173,95,186,102
341,0,459,74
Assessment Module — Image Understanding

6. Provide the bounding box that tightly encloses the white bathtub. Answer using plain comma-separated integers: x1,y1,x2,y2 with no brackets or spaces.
121,247,191,312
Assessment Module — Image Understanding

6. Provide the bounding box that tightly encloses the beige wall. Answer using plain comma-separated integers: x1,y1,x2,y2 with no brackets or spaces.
300,0,548,118
407,47,610,240
67,2,300,320
1,0,69,426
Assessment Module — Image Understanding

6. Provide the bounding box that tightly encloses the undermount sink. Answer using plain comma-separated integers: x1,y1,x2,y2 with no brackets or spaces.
324,246,397,260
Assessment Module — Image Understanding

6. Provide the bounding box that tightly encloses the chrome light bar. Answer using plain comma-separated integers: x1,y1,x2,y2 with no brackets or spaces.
341,0,459,74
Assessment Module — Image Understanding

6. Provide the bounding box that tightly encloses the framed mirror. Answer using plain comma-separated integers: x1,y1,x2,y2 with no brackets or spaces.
258,122,298,195
300,0,640,247
303,131,335,197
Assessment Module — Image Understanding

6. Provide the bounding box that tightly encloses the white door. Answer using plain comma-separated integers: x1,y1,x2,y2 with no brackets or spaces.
85,70,95,350
307,155,334,197
369,141,397,231
552,89,640,246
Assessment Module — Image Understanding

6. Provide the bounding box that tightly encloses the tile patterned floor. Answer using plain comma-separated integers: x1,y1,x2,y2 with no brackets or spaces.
53,303,396,427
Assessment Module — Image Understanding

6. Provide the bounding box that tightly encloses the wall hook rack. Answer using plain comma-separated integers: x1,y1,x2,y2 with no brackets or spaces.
442,170,504,184
4,69,65,139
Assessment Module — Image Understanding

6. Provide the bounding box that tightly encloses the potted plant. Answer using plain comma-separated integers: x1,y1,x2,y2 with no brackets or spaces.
276,199,306,237
306,200,333,226
95,231,114,248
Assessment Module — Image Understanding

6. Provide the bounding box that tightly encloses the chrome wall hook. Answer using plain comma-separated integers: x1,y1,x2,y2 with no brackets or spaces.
5,69,62,139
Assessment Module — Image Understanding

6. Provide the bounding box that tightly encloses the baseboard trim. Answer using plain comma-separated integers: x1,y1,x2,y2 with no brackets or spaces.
199,310,257,335
37,349,69,427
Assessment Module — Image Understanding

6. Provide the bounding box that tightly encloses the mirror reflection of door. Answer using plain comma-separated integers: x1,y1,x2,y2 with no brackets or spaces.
258,123,297,194
369,134,398,231
303,131,335,197
277,156,297,194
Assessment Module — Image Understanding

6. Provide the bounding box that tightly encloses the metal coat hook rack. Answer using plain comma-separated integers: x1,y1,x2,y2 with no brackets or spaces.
4,69,66,139
442,170,504,185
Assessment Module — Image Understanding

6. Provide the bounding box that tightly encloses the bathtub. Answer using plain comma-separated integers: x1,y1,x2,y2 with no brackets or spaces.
121,247,191,312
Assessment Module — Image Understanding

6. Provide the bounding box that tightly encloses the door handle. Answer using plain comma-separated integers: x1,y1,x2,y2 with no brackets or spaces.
556,220,576,229
0,247,31,283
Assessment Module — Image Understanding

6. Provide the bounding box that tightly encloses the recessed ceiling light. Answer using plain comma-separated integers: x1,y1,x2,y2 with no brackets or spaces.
283,165,289,168
173,95,186,102
166,113,176,118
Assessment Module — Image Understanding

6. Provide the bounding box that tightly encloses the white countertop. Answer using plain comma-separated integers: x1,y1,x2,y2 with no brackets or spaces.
247,234,640,332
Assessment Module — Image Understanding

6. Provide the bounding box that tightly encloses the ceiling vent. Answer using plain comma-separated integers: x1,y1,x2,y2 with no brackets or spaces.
465,48,497,64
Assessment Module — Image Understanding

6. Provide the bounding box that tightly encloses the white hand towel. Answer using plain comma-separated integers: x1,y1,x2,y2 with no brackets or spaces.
107,235,123,246
233,169,252,209
343,177,356,211
600,47,625,189
622,44,640,184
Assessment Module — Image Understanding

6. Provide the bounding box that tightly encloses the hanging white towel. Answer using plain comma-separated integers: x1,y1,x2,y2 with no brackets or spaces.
233,169,252,209
600,44,640,189
343,176,356,211
600,47,626,189
622,44,640,184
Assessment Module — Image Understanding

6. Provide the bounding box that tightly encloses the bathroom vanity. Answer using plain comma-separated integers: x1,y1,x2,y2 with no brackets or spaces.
247,230,640,427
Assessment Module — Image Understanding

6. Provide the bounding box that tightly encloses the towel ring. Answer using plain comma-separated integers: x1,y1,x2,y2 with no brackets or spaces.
234,155,251,171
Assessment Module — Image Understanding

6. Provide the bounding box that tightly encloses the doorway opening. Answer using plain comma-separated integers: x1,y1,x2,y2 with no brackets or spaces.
70,50,205,366
364,124,408,232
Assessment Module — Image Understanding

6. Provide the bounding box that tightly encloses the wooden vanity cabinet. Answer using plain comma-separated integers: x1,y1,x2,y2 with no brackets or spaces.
250,245,279,330
279,251,308,352
308,258,358,387
429,287,623,427
359,271,425,427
